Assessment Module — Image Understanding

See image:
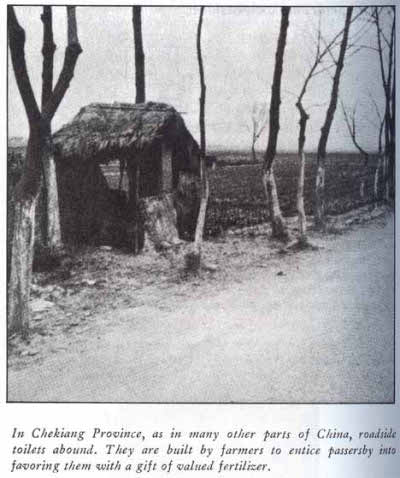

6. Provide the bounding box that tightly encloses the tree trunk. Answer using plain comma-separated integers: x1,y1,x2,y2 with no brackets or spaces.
387,112,395,200
377,6,395,200
37,6,69,252
384,153,390,202
315,7,353,229
389,66,395,198
186,7,208,273
193,161,209,254
315,160,326,227
8,128,43,335
295,102,309,244
262,166,288,240
297,150,307,242
383,101,391,203
38,6,81,251
42,151,61,247
262,7,290,240
133,6,145,103
251,142,257,162
359,155,369,202
373,156,382,208
41,128,62,249
186,170,209,271
191,167,209,271
8,198,37,336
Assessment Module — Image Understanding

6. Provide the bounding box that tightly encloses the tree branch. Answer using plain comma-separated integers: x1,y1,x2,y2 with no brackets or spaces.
351,44,379,52
42,6,82,121
386,12,395,102
374,7,389,96
8,6,41,126
368,91,382,123
67,5,79,44
318,7,353,158
340,99,368,158
197,6,206,159
41,6,56,110
319,7,368,61
310,61,337,79
252,102,268,139
263,7,290,171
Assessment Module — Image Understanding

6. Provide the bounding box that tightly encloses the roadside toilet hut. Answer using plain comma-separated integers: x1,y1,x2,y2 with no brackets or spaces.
52,102,201,251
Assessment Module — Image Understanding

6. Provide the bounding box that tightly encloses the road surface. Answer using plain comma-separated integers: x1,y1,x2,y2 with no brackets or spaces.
8,214,394,403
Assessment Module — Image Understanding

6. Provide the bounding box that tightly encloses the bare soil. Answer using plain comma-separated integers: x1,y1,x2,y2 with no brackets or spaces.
7,206,394,403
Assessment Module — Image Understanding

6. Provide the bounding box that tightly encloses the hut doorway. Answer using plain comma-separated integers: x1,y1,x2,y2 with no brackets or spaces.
139,143,162,197
124,141,180,253
138,142,174,197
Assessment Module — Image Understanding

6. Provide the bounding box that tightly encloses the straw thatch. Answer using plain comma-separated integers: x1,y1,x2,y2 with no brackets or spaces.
53,101,198,163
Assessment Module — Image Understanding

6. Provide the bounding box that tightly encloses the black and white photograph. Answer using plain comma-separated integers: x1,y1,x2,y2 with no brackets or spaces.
6,4,395,404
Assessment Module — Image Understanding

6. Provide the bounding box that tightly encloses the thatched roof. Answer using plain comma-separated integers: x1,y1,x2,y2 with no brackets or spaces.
53,102,197,162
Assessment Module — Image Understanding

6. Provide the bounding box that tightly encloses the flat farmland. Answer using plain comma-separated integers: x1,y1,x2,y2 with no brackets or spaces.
101,151,381,237
204,151,380,236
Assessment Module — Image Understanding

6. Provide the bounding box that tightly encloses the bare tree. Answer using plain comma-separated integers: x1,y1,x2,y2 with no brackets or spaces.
250,102,268,162
39,7,62,252
262,7,290,241
368,93,385,207
372,6,395,202
186,6,209,272
295,7,368,243
119,5,146,240
340,100,369,200
295,98,309,245
314,6,353,229
8,6,82,336
133,6,145,103
295,18,325,245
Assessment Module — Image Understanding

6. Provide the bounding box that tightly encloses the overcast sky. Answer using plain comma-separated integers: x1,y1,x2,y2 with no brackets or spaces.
8,6,391,152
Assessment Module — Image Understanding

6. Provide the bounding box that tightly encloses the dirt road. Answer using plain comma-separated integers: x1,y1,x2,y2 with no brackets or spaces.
8,213,394,403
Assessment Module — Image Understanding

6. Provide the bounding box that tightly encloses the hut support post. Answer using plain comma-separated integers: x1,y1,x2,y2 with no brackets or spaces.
127,158,142,254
